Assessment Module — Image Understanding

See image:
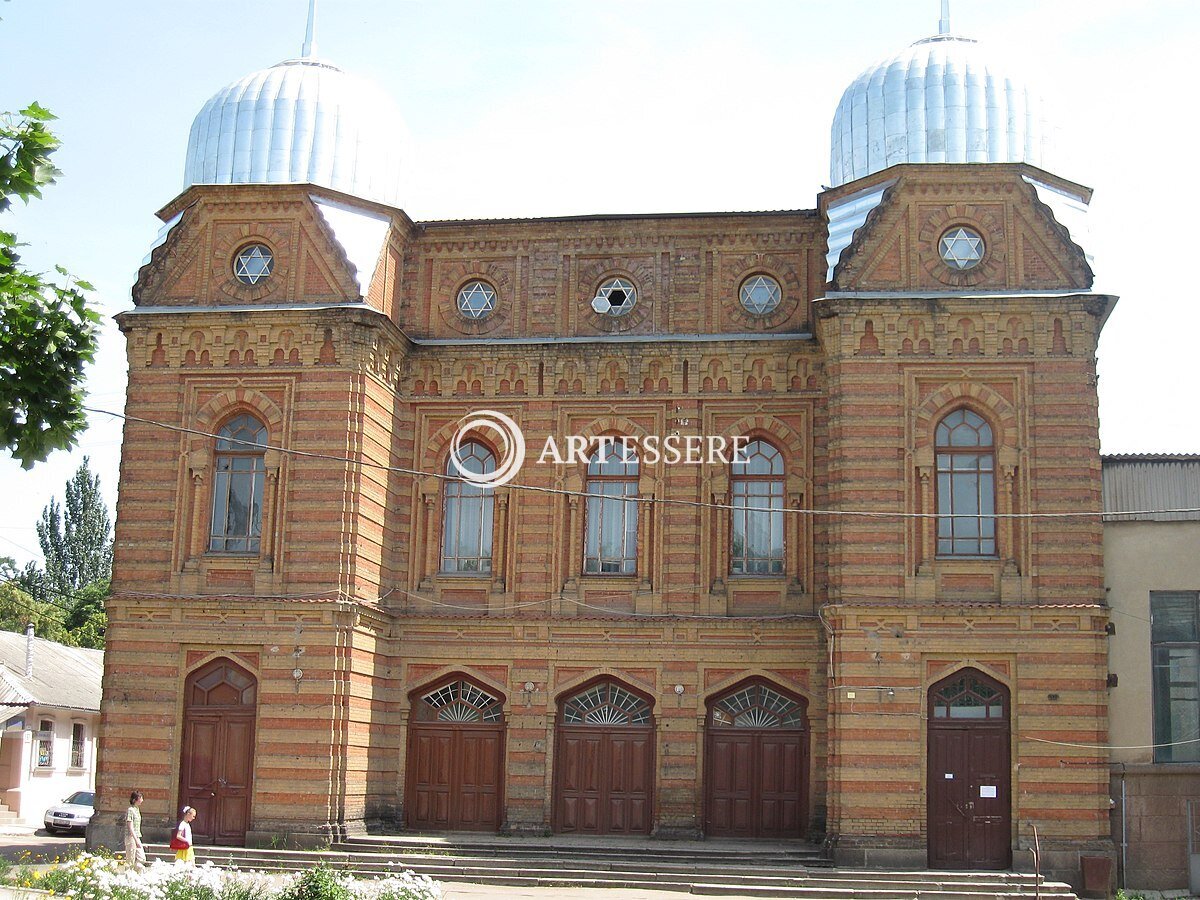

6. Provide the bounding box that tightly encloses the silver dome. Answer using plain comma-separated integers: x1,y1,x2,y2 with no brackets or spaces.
829,34,1053,188
183,56,408,208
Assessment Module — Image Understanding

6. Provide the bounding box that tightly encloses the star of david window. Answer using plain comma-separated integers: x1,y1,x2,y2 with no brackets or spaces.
233,244,274,285
561,681,651,726
415,679,502,723
739,275,782,315
938,226,985,271
592,277,638,317
710,682,806,729
457,280,497,319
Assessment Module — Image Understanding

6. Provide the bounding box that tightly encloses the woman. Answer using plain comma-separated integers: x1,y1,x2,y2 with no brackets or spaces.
124,791,145,871
172,806,197,866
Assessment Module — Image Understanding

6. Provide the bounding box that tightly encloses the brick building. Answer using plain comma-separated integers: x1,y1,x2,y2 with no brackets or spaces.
90,9,1118,884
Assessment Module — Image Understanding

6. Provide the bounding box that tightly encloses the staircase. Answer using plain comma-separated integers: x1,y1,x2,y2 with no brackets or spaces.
147,834,1079,899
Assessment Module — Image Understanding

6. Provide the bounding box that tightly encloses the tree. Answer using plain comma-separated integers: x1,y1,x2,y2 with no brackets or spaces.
0,579,74,645
14,457,111,649
1,103,100,468
36,456,112,594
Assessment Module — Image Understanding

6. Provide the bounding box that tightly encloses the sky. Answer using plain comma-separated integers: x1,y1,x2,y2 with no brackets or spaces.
0,0,1196,570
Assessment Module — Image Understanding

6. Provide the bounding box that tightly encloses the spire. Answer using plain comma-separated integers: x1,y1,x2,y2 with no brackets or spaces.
938,0,951,35
301,0,318,57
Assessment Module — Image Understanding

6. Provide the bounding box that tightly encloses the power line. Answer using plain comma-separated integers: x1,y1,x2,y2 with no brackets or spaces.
84,406,1200,521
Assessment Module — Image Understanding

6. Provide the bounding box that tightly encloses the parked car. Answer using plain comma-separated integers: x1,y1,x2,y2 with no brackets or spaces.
43,790,94,834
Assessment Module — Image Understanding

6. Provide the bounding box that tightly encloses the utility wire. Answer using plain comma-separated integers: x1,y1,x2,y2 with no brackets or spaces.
85,406,1200,521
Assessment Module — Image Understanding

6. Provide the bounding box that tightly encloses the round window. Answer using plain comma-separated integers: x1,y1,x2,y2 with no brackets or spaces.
232,244,274,285
457,280,497,319
590,277,637,317
938,226,985,271
739,274,782,315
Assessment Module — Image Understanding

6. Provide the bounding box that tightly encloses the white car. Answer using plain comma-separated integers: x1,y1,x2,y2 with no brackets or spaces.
43,791,94,834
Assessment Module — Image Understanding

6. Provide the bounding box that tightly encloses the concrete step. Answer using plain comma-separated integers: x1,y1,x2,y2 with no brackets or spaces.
145,844,1077,899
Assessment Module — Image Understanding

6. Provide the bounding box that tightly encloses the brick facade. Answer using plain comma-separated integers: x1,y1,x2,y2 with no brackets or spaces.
92,162,1115,881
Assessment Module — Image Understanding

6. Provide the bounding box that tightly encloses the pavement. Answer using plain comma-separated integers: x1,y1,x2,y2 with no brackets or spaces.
0,827,84,863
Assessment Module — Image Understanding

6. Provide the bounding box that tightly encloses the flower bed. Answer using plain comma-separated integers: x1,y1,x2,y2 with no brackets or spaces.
2,853,442,900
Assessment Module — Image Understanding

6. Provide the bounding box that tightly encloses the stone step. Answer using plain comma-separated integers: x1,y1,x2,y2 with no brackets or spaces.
145,845,1076,899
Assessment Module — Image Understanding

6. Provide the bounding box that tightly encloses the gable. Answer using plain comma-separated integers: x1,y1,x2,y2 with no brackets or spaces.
826,166,1093,293
133,188,380,308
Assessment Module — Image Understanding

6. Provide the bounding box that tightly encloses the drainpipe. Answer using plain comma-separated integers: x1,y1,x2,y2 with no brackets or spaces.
24,622,34,678
1120,763,1127,891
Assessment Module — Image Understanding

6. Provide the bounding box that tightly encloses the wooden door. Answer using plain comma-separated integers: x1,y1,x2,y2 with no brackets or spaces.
406,677,505,832
927,670,1011,869
556,727,653,834
554,680,654,835
705,680,808,838
407,724,503,830
180,659,257,845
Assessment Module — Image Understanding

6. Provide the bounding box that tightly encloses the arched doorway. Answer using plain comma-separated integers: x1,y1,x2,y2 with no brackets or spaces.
554,679,654,834
179,658,257,845
927,668,1012,869
705,679,809,838
406,676,505,831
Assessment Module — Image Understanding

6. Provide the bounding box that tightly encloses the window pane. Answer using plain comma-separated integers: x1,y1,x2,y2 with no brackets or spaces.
1154,645,1200,762
1153,593,1199,643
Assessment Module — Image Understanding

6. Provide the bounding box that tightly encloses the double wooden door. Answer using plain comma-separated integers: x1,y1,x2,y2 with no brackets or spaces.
407,723,504,831
706,729,807,838
179,659,257,845
927,670,1011,869
555,727,653,834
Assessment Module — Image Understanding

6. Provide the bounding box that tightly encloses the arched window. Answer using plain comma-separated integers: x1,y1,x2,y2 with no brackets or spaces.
935,409,996,557
414,678,503,723
561,681,652,726
441,441,495,573
209,414,267,552
584,441,638,575
731,439,785,575
709,680,807,729
929,670,1008,720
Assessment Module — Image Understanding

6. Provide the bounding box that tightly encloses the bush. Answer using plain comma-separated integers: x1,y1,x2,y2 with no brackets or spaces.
276,866,352,900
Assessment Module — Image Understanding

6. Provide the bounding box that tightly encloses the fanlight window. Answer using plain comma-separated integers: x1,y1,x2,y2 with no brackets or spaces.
417,680,502,723
731,439,785,575
710,682,806,728
931,672,1007,720
562,681,651,726
935,409,996,557
441,441,495,573
584,441,639,575
209,414,267,553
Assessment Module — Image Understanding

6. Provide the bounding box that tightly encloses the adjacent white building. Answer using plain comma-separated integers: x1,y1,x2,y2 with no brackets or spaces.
0,627,102,828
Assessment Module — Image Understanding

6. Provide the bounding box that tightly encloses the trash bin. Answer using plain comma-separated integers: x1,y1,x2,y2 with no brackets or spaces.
1080,855,1113,899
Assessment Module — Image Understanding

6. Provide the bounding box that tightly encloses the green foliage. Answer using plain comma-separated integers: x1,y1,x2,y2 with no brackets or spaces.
0,577,74,643
12,456,111,648
0,103,100,468
37,456,113,593
275,866,352,900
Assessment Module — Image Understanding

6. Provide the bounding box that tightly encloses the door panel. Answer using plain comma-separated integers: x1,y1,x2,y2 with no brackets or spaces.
928,725,1010,869
556,727,653,834
705,730,806,838
180,660,257,847
407,724,503,831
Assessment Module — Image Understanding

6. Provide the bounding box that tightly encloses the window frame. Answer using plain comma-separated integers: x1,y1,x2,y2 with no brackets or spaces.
1151,591,1200,763
582,440,639,576
208,413,268,554
36,718,54,769
934,408,997,558
730,438,786,576
69,722,86,770
440,440,496,574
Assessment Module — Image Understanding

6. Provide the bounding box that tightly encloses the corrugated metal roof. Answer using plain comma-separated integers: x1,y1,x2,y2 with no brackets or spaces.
1102,456,1200,521
0,632,102,712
